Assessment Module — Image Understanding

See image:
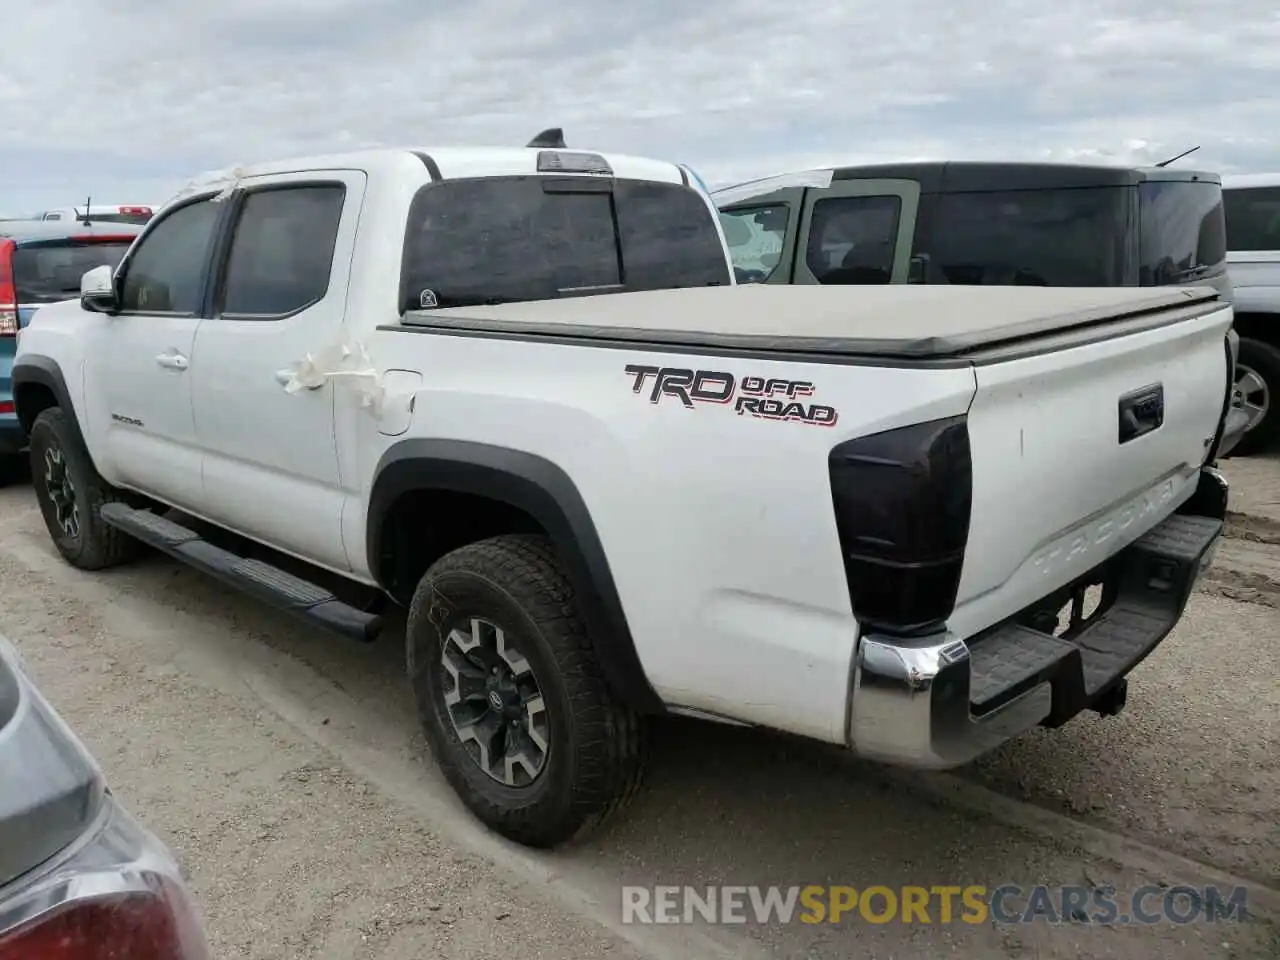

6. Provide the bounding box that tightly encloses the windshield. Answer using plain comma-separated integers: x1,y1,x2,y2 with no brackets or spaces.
1137,180,1226,284
401,176,730,310
718,204,788,282
914,187,1133,286
13,241,132,303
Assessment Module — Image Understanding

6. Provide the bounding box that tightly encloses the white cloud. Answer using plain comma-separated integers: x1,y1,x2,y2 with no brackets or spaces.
0,0,1276,210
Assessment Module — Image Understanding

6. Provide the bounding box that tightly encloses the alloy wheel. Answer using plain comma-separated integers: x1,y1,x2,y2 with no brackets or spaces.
43,444,80,540
440,617,549,787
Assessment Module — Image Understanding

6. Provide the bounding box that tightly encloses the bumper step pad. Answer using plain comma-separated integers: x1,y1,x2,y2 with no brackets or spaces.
968,512,1222,716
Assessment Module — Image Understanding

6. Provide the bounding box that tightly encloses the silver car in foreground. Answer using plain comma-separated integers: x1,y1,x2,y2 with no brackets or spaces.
0,634,210,959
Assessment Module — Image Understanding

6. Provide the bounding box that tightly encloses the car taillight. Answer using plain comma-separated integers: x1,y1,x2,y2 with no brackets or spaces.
827,415,973,637
0,887,193,960
119,206,151,216
0,238,16,336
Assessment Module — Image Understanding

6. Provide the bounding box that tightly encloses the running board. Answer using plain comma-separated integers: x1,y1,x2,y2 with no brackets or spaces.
98,503,383,643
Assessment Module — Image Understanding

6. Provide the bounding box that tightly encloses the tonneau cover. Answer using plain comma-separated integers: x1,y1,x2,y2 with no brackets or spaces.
399,284,1222,360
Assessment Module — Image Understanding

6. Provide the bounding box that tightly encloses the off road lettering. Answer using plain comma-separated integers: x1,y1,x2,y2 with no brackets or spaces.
735,396,838,426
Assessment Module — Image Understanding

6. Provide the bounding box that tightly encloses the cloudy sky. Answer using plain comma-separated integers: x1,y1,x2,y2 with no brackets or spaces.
1,0,1276,213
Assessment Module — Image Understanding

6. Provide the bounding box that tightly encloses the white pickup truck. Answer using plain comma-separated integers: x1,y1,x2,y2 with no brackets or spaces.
11,142,1244,849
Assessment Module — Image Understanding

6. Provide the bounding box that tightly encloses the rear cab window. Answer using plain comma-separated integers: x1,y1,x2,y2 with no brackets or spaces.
400,176,730,311
804,195,901,284
13,239,134,304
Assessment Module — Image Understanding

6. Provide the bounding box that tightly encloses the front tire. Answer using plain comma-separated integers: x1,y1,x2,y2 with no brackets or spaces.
28,407,143,570
406,534,648,848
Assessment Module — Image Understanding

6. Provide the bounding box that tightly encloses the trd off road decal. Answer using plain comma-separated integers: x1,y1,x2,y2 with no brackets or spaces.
623,364,838,427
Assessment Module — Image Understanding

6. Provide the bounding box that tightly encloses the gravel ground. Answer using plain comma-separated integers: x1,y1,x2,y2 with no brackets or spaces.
0,465,1277,959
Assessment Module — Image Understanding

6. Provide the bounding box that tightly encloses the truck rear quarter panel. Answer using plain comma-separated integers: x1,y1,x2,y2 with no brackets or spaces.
359,329,977,743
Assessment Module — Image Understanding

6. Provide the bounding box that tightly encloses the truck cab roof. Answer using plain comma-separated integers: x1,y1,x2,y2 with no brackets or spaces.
168,145,691,209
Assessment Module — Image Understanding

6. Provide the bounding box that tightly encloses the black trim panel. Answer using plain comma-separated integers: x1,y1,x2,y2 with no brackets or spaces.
411,152,443,182
367,439,665,714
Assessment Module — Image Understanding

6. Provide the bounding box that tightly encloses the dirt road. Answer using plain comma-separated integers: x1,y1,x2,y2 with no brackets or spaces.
0,462,1276,959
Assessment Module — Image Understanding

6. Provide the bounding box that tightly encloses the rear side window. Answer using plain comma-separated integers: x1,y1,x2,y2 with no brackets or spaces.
120,198,221,314
220,184,346,317
1223,186,1280,252
401,176,729,310
805,196,900,284
12,241,133,304
913,188,1132,286
1137,181,1226,284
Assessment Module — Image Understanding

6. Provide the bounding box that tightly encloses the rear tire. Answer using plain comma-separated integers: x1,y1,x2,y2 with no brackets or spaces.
1226,337,1280,457
28,407,143,570
406,533,649,848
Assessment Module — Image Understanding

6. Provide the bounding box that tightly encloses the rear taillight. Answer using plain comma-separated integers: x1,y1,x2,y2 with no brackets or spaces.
119,206,151,216
71,234,137,244
0,887,193,960
828,415,973,637
0,238,16,336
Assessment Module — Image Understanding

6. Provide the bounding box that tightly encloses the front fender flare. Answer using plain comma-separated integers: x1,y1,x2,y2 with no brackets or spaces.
11,354,84,447
368,438,665,715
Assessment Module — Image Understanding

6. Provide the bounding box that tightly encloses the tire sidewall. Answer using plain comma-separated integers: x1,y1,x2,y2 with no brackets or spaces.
1232,337,1280,455
28,412,92,563
408,567,580,822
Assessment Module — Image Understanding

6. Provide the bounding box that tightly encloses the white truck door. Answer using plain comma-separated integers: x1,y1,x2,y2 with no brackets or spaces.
92,194,224,505
189,170,367,572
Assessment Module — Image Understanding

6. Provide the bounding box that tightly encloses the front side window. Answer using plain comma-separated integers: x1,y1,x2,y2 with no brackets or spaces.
119,198,221,313
915,187,1132,286
1138,180,1226,284
1223,186,1280,253
220,184,345,317
805,195,901,284
718,204,789,282
400,176,729,311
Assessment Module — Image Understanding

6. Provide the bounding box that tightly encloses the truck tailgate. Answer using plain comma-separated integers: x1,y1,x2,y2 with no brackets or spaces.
951,298,1233,636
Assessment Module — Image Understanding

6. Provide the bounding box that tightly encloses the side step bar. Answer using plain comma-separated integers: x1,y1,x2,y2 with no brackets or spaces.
99,503,383,643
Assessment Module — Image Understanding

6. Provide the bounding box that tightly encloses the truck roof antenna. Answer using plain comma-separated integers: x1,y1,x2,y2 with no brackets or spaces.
1154,145,1201,167
527,127,566,148
79,195,93,226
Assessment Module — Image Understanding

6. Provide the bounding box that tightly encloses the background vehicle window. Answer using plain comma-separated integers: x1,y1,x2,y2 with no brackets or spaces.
221,185,345,316
614,180,731,290
1138,181,1226,284
916,188,1131,286
1223,186,1280,253
13,241,133,304
119,199,221,313
719,204,788,282
805,196,901,284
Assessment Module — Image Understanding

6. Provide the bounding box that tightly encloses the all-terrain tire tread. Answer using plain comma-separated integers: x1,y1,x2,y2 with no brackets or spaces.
30,407,143,570
407,533,649,847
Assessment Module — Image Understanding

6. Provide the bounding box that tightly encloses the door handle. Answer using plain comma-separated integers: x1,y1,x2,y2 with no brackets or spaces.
156,351,189,371
275,368,321,390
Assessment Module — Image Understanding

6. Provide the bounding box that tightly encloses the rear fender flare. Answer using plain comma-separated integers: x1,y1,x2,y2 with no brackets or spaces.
367,438,665,715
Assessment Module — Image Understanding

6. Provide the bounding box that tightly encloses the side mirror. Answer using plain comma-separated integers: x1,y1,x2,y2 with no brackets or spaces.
80,265,118,314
